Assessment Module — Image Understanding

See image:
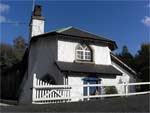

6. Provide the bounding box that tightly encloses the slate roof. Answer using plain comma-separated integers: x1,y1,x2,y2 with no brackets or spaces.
55,61,122,75
55,26,114,42
31,26,117,50
110,53,137,76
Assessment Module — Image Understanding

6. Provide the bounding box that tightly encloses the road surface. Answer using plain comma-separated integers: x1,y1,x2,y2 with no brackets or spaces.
0,94,149,112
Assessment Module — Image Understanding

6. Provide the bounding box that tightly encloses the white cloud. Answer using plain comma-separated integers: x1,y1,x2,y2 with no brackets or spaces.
0,3,10,13
0,3,21,26
0,15,7,23
141,16,150,27
146,4,150,8
0,15,21,27
0,3,10,23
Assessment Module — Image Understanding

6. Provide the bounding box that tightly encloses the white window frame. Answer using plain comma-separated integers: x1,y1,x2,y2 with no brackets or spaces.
76,44,92,61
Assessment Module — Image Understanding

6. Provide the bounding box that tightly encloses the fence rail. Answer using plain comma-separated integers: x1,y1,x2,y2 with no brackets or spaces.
32,74,150,104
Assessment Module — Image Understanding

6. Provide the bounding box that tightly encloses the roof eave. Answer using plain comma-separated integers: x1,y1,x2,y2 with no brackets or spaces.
56,33,117,51
30,30,118,51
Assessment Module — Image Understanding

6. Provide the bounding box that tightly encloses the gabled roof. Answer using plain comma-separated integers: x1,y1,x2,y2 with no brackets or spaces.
31,26,118,51
56,61,122,75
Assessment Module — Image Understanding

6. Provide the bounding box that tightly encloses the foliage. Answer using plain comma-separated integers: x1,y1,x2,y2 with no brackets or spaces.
0,43,16,67
104,86,118,94
134,43,150,82
0,36,26,71
116,46,134,68
13,36,26,61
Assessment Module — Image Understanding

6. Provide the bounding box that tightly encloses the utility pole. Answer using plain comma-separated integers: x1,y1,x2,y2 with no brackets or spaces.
32,0,35,11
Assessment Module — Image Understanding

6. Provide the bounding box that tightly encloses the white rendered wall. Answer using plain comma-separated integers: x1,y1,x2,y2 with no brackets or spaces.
57,40,111,65
58,40,78,62
68,76,84,101
101,77,117,85
91,45,111,65
31,19,44,37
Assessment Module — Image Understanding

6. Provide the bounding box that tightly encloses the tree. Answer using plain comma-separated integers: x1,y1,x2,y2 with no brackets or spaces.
0,43,16,67
0,36,26,70
116,45,134,68
134,43,150,82
13,36,26,50
13,36,26,61
122,46,129,55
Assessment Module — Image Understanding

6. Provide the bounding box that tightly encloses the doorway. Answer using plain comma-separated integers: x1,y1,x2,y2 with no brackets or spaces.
83,76,101,96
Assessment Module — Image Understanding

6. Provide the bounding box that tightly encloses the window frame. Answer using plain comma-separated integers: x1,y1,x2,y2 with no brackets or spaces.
75,44,93,62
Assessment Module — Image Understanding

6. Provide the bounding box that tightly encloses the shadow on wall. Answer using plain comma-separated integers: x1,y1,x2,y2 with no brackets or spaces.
40,74,57,85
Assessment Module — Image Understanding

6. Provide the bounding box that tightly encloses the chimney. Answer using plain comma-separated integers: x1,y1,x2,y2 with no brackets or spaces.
33,5,42,16
29,5,45,38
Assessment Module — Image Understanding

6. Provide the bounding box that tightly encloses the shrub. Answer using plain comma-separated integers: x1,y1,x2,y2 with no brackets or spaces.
104,86,118,94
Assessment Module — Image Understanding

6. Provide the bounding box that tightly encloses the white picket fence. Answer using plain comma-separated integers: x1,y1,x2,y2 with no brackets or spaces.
32,74,150,104
32,74,71,104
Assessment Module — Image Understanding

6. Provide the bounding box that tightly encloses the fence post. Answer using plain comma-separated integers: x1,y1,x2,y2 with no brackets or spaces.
32,73,36,102
101,86,104,100
87,83,90,101
125,82,128,96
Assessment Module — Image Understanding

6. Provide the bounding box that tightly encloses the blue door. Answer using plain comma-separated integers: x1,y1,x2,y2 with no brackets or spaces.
83,77,100,96
89,80,98,95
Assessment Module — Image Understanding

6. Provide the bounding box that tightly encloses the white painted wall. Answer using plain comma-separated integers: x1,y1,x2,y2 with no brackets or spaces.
101,77,117,85
57,40,111,65
68,76,84,101
91,45,111,65
30,19,45,37
58,40,78,62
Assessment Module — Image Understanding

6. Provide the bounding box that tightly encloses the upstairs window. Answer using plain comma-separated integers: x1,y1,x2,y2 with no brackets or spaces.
76,44,92,61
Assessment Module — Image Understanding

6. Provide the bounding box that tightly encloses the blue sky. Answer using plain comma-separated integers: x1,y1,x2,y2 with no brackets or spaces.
0,0,150,55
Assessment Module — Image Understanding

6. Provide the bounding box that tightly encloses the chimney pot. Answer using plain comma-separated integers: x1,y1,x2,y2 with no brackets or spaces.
34,5,42,16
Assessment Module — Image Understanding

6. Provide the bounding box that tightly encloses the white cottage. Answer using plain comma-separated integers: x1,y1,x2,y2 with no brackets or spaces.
19,5,136,104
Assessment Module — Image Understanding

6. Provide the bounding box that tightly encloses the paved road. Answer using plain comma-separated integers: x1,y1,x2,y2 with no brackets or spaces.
0,103,11,106
0,94,149,112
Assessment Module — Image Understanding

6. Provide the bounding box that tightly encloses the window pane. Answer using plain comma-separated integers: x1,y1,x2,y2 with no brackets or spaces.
88,52,91,56
85,52,87,55
87,56,91,59
85,56,87,59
